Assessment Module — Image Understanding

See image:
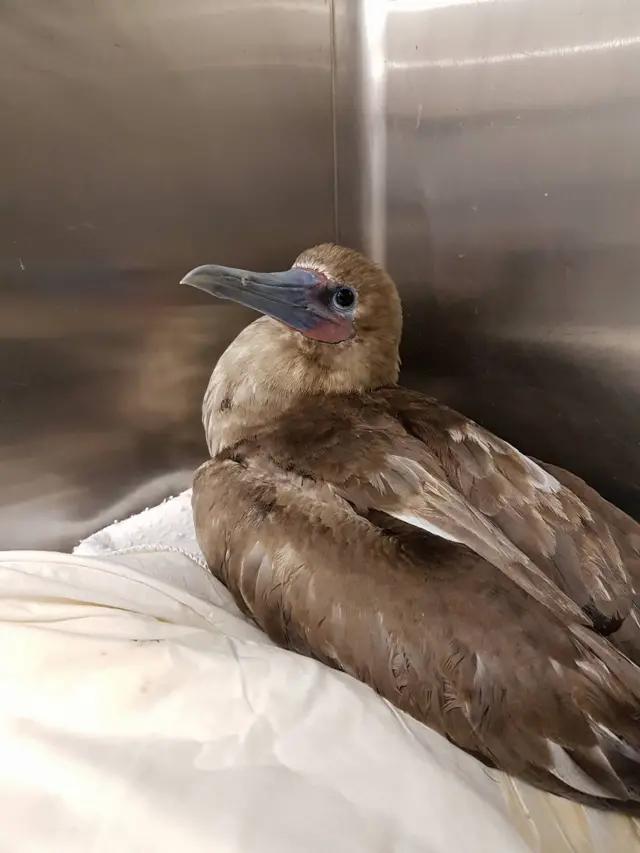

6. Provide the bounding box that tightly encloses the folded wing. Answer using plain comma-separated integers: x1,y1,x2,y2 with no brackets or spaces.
235,390,638,654
192,454,640,811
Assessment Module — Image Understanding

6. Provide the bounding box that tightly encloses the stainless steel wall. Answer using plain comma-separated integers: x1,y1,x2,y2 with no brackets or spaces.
336,0,640,516
2,0,640,550
0,0,335,548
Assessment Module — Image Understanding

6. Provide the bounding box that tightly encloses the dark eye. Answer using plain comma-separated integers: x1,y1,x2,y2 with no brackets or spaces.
331,286,356,311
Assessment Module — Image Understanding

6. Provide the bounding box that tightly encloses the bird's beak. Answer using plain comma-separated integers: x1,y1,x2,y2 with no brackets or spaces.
181,263,353,343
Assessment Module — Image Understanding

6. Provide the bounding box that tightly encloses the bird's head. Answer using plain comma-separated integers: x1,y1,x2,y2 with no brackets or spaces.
182,243,403,394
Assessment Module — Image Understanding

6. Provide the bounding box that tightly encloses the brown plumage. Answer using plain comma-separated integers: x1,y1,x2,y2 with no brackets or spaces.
183,243,640,812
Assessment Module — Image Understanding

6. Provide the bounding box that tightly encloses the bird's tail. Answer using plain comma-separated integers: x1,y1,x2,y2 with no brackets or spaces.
499,774,640,853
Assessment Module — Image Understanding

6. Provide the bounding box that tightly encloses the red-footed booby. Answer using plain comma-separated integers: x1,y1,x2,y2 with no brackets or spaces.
182,243,640,812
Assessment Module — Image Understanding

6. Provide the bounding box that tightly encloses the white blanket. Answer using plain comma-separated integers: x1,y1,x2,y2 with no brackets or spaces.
0,491,637,852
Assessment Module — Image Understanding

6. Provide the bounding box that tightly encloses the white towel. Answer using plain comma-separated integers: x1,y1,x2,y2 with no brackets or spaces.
76,488,202,562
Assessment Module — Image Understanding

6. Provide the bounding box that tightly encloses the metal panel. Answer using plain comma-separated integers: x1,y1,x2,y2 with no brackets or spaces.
3,0,640,549
336,0,640,516
0,0,335,548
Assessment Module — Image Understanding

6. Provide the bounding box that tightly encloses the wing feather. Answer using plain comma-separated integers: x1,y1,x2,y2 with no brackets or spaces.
382,391,636,639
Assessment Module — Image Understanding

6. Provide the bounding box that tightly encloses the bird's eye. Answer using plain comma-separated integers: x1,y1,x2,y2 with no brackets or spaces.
331,286,356,311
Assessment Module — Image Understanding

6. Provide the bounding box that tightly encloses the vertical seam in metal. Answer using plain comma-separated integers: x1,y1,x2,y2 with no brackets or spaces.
329,0,340,243
359,0,387,266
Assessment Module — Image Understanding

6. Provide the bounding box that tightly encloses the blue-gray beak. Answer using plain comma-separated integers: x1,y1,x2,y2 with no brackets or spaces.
181,263,355,343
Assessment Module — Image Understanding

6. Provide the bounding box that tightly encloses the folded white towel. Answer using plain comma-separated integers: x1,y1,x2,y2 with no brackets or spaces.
76,488,202,561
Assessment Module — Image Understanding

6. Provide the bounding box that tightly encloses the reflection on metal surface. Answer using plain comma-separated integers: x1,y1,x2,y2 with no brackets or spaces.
388,35,640,70
347,0,640,517
357,0,388,264
0,0,334,549
2,0,640,548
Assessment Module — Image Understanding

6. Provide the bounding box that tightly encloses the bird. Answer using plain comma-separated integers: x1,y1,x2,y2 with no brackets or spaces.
181,243,640,813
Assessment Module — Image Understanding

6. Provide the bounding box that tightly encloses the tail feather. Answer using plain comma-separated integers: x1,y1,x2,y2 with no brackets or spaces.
596,729,640,800
499,774,640,853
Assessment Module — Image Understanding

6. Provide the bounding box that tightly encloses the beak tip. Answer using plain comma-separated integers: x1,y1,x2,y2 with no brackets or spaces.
180,267,200,286
181,267,213,292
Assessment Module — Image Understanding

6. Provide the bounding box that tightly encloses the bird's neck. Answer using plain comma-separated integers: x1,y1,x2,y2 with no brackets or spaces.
202,350,299,457
201,323,312,455
202,316,398,456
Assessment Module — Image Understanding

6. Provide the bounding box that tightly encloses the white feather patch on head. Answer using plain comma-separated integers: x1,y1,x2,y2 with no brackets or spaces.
293,259,334,279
